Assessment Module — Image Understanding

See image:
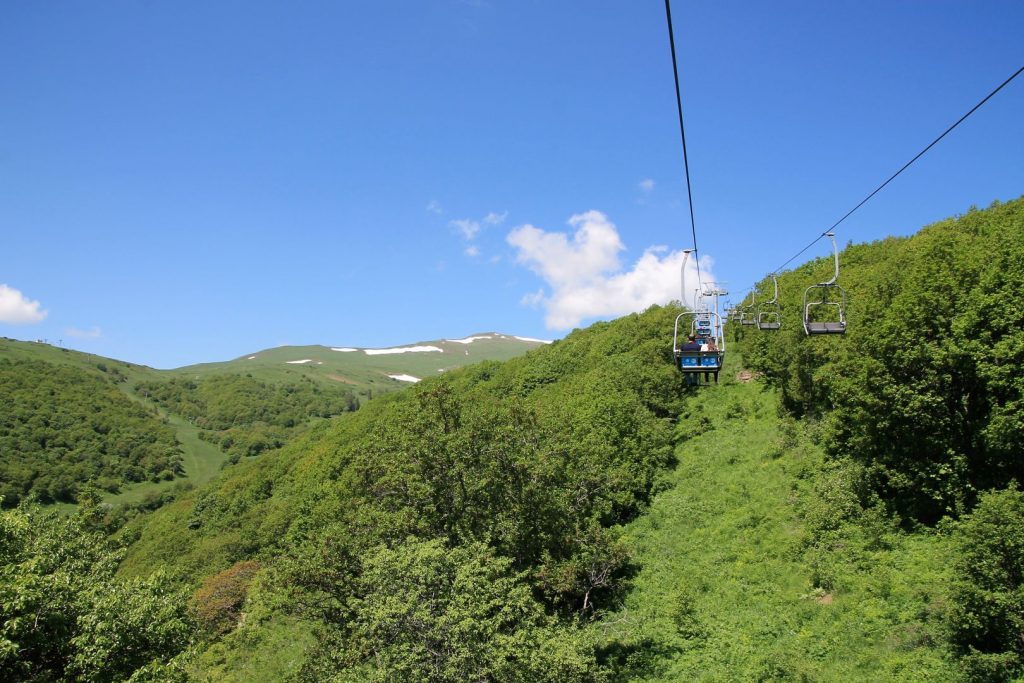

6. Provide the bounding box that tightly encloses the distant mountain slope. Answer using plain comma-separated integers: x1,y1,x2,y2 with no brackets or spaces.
0,333,549,507
0,336,159,383
172,333,550,393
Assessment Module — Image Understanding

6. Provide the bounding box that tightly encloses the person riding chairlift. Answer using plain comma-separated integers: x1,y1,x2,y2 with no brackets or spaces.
682,335,701,386
701,337,720,384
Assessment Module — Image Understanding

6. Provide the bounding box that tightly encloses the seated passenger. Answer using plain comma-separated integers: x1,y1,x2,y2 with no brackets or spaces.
703,338,720,384
681,335,701,386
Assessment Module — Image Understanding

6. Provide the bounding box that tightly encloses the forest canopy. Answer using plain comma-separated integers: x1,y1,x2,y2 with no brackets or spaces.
740,197,1024,523
0,359,182,506
136,374,358,462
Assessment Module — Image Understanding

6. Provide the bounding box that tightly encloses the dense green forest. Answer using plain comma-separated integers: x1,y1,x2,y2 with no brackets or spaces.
136,374,358,462
0,359,182,505
1,497,195,681
4,198,1024,681
741,197,1024,524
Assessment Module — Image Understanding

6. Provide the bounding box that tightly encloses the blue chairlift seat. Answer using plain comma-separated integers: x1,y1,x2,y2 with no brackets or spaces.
676,351,723,372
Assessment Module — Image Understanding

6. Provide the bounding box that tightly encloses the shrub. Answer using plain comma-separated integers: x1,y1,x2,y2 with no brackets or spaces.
192,560,262,635
947,489,1024,679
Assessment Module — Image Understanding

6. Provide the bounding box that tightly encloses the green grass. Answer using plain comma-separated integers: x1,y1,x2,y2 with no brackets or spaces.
603,368,956,681
189,615,316,681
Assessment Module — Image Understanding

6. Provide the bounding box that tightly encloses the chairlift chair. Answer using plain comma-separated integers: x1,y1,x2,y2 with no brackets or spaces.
672,250,725,379
740,299,757,326
673,311,725,375
803,232,848,335
756,274,782,331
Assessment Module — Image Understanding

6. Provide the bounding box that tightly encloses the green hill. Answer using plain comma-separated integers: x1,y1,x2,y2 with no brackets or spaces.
739,196,1024,524
0,356,181,506
0,334,546,510
5,199,1024,681
172,333,550,394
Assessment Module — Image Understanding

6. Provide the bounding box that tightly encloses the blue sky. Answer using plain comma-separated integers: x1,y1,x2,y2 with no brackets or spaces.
2,1,1022,368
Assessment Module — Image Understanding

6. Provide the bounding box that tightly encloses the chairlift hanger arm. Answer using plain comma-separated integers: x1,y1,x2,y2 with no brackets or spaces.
820,232,840,286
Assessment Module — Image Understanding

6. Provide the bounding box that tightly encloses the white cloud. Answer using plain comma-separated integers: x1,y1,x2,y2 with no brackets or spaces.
507,210,624,290
464,245,480,257
451,218,481,240
426,199,443,214
507,211,715,329
451,211,507,245
66,326,102,339
0,284,47,324
520,289,545,308
639,178,655,193
483,211,508,225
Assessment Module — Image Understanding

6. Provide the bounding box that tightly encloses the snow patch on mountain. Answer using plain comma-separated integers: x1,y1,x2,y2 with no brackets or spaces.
388,374,421,383
445,335,495,344
364,345,443,355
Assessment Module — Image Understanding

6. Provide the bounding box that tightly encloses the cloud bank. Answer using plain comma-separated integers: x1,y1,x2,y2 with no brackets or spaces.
507,210,714,329
0,284,48,324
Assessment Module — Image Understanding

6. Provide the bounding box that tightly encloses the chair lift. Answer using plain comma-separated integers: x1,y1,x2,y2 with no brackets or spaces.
673,250,725,378
756,274,782,330
740,294,757,326
674,310,725,376
803,232,848,335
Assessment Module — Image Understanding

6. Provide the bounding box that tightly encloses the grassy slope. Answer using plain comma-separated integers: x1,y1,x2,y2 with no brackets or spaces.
172,334,547,391
606,367,956,681
139,346,960,680
0,336,157,381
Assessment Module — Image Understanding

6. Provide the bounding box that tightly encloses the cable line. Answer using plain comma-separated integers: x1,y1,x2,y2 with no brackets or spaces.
664,0,702,293
769,63,1024,277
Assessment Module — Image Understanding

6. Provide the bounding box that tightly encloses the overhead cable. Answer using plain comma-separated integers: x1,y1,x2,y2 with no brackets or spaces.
769,63,1024,278
664,0,702,291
